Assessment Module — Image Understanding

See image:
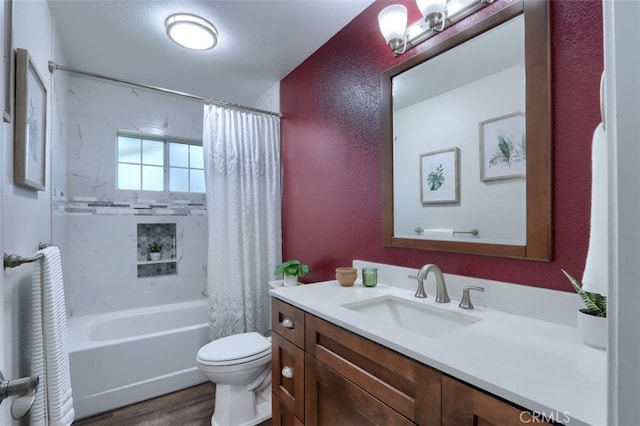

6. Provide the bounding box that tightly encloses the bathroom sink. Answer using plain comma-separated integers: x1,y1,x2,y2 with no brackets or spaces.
342,295,480,338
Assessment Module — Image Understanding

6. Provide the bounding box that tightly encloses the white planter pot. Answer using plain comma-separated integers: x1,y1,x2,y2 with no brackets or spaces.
577,309,606,350
149,252,161,261
283,275,298,287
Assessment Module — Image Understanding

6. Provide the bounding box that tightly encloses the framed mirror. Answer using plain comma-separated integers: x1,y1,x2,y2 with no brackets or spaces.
381,0,551,260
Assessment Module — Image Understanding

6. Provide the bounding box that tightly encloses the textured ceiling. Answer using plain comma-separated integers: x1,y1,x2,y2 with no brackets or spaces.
47,0,375,108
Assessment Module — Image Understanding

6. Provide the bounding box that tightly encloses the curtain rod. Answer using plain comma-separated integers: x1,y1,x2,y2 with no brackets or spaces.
48,61,282,118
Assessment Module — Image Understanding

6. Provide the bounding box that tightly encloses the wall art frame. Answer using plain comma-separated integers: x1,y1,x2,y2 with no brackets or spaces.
420,147,460,204
480,112,526,181
14,48,47,191
2,0,13,123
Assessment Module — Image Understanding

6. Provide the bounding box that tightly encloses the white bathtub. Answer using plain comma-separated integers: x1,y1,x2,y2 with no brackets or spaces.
66,299,210,419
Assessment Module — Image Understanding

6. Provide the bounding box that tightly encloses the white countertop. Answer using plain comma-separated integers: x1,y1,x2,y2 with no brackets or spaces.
270,281,606,426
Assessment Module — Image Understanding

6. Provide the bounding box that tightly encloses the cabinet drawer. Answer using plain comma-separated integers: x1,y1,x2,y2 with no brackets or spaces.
442,376,554,426
272,394,304,426
272,298,305,348
305,354,413,426
272,332,305,420
305,314,441,425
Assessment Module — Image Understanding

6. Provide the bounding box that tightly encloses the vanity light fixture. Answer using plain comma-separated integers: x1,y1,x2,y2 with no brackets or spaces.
378,5,408,52
416,0,447,30
378,0,494,56
165,13,218,51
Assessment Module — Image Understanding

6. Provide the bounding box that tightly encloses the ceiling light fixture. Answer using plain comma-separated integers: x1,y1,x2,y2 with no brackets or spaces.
165,13,217,51
378,0,494,56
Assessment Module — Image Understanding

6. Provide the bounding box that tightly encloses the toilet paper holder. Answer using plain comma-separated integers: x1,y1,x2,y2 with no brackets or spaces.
0,370,39,419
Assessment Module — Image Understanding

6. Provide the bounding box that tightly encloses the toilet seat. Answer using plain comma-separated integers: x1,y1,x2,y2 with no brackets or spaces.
197,332,271,367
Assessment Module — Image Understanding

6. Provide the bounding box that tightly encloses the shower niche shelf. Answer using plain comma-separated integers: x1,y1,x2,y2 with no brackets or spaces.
137,259,176,265
137,223,177,278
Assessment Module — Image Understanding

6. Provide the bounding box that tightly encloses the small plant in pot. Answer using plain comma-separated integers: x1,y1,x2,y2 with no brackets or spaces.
274,259,310,287
562,269,606,349
148,241,163,261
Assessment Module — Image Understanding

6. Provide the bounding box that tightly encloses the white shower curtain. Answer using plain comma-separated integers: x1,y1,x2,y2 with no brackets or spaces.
203,104,282,340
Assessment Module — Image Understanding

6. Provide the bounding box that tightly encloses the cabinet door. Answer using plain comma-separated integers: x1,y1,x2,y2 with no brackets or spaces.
272,298,305,349
305,354,413,426
272,332,305,420
442,376,554,426
306,313,441,425
273,395,304,426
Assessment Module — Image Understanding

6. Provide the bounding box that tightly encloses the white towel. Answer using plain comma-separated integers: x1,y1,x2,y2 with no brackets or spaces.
581,123,608,296
423,228,454,237
30,246,75,426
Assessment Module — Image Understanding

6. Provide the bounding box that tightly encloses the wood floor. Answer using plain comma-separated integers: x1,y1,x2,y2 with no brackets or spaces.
72,383,271,426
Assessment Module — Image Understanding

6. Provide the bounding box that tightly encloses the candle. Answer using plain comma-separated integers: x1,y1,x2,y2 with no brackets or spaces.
362,268,378,287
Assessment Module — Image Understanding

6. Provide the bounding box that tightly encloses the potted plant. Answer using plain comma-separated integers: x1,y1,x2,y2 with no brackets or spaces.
562,269,606,350
274,259,310,287
148,241,163,261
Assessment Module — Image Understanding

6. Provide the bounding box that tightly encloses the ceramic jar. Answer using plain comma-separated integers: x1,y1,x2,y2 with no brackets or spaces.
335,267,357,287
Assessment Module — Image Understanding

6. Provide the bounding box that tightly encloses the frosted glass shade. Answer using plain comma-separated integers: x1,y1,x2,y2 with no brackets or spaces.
378,5,407,47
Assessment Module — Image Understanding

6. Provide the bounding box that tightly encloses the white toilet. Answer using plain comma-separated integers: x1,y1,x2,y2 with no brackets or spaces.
196,332,272,426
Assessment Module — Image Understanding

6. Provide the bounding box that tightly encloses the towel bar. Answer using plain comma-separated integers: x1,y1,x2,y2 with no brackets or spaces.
0,370,39,420
414,227,479,236
453,229,479,236
3,243,54,269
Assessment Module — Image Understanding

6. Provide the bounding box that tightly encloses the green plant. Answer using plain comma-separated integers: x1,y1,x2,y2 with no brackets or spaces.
274,259,310,278
148,241,163,253
562,269,606,318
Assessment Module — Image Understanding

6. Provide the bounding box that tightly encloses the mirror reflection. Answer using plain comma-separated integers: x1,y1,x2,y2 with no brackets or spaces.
382,0,552,260
392,15,526,246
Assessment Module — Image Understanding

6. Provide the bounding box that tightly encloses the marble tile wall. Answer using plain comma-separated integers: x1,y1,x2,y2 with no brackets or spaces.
51,76,209,317
53,214,208,317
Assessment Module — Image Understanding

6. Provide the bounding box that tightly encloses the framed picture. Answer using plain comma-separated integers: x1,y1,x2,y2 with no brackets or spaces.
14,48,47,191
420,147,459,204
480,112,526,181
2,0,13,123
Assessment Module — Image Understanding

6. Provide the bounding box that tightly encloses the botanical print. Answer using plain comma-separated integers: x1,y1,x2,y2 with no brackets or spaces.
15,48,46,190
420,147,459,204
488,132,525,168
427,164,445,191
480,112,526,181
27,99,40,162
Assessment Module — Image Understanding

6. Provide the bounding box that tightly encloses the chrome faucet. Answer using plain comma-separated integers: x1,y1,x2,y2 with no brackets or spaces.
409,264,450,303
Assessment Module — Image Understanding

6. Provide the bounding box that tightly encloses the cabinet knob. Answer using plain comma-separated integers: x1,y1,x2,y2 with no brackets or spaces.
281,317,294,329
282,366,294,379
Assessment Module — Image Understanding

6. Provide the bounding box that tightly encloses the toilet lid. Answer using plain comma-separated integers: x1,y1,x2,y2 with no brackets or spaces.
197,332,271,364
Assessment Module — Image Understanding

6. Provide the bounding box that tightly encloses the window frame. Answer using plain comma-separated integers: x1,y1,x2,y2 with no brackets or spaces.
116,131,204,193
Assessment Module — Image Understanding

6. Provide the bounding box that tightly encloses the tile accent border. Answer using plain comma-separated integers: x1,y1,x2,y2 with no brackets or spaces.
54,195,207,216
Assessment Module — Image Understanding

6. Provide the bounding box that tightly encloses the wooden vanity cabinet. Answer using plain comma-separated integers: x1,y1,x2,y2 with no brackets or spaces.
305,354,413,425
272,298,554,426
305,314,441,425
272,299,305,425
442,376,553,426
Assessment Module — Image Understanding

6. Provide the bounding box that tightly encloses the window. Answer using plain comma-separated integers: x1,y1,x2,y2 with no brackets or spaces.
117,133,205,193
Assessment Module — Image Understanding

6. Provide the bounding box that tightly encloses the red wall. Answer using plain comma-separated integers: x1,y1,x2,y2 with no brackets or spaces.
281,0,603,292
